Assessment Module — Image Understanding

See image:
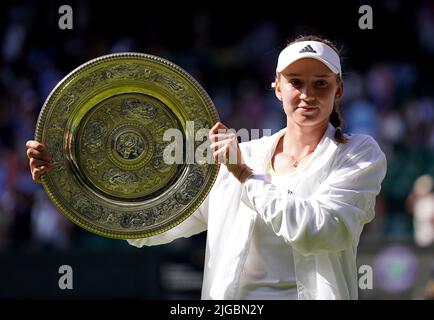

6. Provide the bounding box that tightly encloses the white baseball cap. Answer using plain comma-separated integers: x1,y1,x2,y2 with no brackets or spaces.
275,40,342,77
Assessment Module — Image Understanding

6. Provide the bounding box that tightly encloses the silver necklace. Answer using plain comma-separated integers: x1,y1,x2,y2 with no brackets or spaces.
281,151,311,168
290,155,299,168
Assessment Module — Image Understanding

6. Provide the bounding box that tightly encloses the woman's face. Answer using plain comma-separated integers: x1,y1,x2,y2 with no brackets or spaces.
275,58,343,128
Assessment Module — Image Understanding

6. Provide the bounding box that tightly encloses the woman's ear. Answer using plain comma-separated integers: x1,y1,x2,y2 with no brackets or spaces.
274,77,282,101
335,80,344,101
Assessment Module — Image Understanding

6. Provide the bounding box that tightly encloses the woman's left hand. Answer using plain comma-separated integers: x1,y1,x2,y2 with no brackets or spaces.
209,122,253,183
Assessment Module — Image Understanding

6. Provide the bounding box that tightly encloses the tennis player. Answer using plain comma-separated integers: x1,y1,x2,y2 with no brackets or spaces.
26,35,387,300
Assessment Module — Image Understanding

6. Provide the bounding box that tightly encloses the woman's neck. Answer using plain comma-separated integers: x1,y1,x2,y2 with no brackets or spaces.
282,121,328,158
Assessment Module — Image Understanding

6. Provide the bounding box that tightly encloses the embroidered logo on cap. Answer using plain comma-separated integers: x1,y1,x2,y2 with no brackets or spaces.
299,45,317,54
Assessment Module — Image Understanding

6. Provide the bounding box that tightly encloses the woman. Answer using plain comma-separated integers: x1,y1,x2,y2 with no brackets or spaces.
26,35,387,299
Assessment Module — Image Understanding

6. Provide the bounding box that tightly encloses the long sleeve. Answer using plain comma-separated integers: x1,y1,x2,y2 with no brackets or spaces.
127,194,209,248
241,136,387,256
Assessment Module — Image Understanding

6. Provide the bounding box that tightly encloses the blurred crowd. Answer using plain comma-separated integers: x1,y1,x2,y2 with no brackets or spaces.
1,1,434,254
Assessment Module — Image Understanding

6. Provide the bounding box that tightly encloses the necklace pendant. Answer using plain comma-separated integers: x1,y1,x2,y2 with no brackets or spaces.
293,161,298,167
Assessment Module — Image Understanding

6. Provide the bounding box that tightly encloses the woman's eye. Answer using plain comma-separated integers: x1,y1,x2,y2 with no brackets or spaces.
315,80,328,88
290,79,301,87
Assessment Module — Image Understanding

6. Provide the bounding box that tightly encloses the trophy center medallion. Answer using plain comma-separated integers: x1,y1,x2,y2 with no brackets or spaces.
115,131,145,160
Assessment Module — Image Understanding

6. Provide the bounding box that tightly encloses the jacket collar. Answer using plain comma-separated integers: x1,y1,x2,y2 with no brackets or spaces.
262,122,338,174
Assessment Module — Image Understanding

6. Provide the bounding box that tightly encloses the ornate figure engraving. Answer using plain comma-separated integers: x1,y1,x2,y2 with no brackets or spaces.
83,119,107,154
73,197,103,221
102,167,139,185
123,98,157,119
115,132,145,160
175,169,204,205
120,210,155,229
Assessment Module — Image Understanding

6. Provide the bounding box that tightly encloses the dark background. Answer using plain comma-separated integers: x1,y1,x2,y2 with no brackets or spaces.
1,0,434,300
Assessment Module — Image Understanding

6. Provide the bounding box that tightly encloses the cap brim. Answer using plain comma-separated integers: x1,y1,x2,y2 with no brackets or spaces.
277,55,340,76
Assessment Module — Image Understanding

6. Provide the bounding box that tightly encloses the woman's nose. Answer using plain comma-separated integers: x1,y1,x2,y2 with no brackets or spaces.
299,90,314,101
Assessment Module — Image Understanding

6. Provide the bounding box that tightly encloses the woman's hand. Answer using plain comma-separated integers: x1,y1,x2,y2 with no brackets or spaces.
26,140,53,183
209,122,253,183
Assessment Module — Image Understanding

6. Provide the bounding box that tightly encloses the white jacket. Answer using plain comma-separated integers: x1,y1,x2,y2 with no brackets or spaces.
128,123,387,300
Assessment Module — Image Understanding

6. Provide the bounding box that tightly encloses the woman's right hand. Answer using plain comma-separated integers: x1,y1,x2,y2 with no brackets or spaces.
26,140,53,183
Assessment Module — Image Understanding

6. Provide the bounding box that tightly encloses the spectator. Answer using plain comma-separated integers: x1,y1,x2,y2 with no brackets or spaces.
406,174,434,247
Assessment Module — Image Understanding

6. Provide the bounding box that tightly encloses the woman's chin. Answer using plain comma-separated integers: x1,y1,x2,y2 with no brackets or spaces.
293,116,328,128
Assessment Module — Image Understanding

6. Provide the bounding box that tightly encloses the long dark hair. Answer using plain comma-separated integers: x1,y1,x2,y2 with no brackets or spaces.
283,35,348,144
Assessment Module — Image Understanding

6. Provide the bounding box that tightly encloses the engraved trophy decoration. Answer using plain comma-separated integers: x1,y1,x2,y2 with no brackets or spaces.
35,53,220,239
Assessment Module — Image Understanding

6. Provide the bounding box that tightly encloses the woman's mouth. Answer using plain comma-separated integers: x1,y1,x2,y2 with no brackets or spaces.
297,105,317,111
